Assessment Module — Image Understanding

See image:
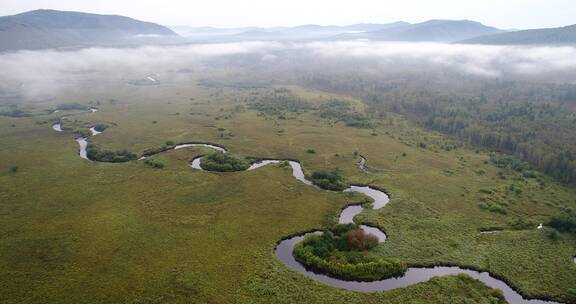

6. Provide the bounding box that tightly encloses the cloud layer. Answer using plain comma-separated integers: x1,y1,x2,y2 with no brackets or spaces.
303,41,576,77
1,41,576,99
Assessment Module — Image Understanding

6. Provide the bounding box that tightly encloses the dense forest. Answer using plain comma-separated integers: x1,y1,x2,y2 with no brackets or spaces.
299,71,576,184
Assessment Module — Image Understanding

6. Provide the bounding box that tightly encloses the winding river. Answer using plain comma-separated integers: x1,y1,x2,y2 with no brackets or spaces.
51,122,561,304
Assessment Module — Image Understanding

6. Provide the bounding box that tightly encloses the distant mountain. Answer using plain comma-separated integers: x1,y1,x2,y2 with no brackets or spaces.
461,24,576,45
338,20,503,42
0,9,178,51
284,22,410,33
170,26,265,36
171,22,411,42
341,22,410,32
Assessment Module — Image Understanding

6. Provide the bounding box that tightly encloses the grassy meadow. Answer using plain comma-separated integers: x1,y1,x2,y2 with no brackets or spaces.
0,71,574,303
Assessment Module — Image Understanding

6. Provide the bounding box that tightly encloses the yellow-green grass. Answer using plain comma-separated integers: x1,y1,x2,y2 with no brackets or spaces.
0,78,574,303
0,127,503,304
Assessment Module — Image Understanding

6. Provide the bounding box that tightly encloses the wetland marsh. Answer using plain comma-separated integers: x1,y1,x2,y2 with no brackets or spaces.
1,43,575,304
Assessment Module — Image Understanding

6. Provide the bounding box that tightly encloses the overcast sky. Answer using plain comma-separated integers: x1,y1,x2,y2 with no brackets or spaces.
0,0,574,29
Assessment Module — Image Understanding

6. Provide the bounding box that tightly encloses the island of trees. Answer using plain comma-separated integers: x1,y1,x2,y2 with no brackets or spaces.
86,144,138,163
200,153,250,172
293,224,407,281
307,170,347,191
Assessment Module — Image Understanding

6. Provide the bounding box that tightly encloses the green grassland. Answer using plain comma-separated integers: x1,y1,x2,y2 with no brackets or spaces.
0,72,575,303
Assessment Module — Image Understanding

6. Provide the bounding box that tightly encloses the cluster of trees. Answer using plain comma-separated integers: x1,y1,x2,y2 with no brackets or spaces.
200,153,249,172
307,170,347,191
55,103,89,111
142,141,175,157
489,153,538,178
248,89,312,118
86,144,138,163
489,153,530,172
420,101,576,183
143,159,164,169
293,224,407,281
479,201,508,215
0,108,30,117
547,213,576,234
318,99,374,129
247,88,374,128
92,123,109,132
0,102,93,117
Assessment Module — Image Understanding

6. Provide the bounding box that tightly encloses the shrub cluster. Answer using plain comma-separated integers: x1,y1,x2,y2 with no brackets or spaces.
0,109,31,117
144,159,164,169
75,128,92,138
86,144,138,163
318,99,374,129
489,153,538,179
293,224,406,281
248,89,312,118
547,213,576,233
55,103,89,111
93,124,109,132
141,141,180,157
479,201,508,215
277,160,290,168
142,146,171,157
307,170,347,191
200,153,249,172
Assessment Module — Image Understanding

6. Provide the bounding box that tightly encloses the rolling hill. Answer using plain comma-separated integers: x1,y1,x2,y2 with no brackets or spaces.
337,20,504,42
0,9,178,51
172,22,411,42
461,24,576,45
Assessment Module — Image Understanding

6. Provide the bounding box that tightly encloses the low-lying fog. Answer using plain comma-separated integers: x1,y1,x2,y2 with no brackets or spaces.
2,41,576,99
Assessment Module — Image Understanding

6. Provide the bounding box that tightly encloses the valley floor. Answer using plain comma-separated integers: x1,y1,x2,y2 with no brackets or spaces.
0,78,574,303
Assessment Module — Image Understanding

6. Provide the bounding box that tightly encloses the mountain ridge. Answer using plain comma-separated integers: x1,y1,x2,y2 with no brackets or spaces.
334,19,504,42
0,9,178,51
461,23,576,45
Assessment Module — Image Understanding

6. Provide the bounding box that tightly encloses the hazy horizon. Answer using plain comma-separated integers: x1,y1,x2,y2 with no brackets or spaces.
3,41,576,100
0,0,575,30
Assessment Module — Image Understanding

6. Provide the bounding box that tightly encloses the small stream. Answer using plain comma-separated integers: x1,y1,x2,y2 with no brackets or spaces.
51,123,562,304
76,126,102,160
76,137,89,160
359,156,367,172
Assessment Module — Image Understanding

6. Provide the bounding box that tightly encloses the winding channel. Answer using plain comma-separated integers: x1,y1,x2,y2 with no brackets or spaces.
50,121,560,304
